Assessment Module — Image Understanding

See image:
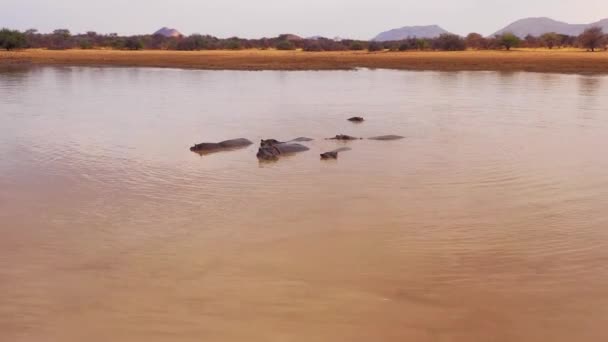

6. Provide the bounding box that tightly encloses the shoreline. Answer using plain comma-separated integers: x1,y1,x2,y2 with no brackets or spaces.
2,49,608,73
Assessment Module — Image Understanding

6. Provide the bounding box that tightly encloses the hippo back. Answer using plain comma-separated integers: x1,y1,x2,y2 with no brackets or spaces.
219,138,253,148
190,142,221,152
290,137,314,142
275,143,310,154
368,135,405,141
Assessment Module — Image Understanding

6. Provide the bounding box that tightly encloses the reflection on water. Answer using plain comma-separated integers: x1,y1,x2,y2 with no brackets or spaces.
1,67,608,342
579,75,601,95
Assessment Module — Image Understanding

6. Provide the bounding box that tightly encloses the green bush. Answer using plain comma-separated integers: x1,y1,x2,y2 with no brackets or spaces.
0,28,27,50
275,40,295,50
350,42,364,50
303,41,323,52
415,39,429,50
78,39,93,49
432,34,466,51
368,42,383,52
225,39,242,50
498,32,521,50
124,37,143,50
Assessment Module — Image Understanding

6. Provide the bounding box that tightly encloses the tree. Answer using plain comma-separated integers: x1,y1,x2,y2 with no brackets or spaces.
303,40,323,52
177,34,213,50
50,28,73,49
224,38,242,50
397,39,417,51
540,32,561,49
523,34,540,48
498,32,521,50
349,42,364,50
415,39,429,50
124,37,143,50
275,40,295,50
53,29,71,38
433,33,466,51
78,38,93,49
578,27,604,52
367,42,383,52
465,33,487,50
0,28,27,50
383,41,398,51
560,34,576,48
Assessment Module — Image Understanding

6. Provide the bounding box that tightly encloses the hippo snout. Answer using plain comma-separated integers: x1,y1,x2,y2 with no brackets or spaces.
257,147,279,161
320,152,338,159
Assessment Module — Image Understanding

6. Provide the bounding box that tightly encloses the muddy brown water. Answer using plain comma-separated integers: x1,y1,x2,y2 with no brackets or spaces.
1,67,608,341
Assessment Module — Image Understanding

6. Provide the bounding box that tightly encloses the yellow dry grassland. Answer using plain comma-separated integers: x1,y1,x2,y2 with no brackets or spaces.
1,48,608,73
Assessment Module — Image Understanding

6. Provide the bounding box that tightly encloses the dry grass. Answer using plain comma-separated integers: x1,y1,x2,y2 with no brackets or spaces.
2,48,608,73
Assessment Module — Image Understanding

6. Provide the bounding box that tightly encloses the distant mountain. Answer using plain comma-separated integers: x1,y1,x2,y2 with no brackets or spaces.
372,25,450,41
306,36,344,41
154,27,183,38
493,17,608,37
590,18,608,30
283,34,303,41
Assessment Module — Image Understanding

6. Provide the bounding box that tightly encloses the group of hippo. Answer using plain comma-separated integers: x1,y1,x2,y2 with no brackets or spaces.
189,117,404,161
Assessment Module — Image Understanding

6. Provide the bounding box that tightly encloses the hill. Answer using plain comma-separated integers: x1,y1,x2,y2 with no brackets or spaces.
493,17,608,37
154,27,183,38
372,25,450,41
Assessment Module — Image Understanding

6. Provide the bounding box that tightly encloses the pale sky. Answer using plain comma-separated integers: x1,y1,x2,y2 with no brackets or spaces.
2,0,607,39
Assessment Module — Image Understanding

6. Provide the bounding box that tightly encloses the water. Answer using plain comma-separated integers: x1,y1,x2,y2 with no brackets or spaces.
1,67,608,341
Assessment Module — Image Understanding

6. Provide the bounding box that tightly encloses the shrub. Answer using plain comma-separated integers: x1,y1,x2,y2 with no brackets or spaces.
433,33,466,51
497,32,521,50
465,33,487,50
415,39,429,50
368,42,383,52
275,40,295,50
303,41,323,52
48,28,73,50
78,38,93,49
349,42,364,50
523,34,540,48
540,32,561,49
124,37,143,50
0,28,27,50
578,27,605,52
224,39,242,50
398,42,411,51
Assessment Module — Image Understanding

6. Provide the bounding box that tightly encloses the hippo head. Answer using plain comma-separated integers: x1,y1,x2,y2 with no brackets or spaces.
257,146,280,161
190,143,206,152
320,152,338,160
260,139,281,147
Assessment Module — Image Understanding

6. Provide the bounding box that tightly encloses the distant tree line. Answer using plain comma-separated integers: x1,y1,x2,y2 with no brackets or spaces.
1,27,607,52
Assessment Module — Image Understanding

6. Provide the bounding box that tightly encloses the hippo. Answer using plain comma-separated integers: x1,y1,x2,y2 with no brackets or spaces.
257,143,310,161
368,135,405,141
348,117,365,123
190,138,253,154
260,137,313,147
320,147,352,160
327,134,404,141
326,134,363,141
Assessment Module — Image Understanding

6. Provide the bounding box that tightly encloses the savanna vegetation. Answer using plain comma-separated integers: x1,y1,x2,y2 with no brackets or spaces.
1,27,606,52
0,29,27,50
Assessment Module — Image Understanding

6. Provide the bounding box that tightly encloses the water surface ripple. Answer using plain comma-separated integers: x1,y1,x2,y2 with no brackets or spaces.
1,67,608,342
